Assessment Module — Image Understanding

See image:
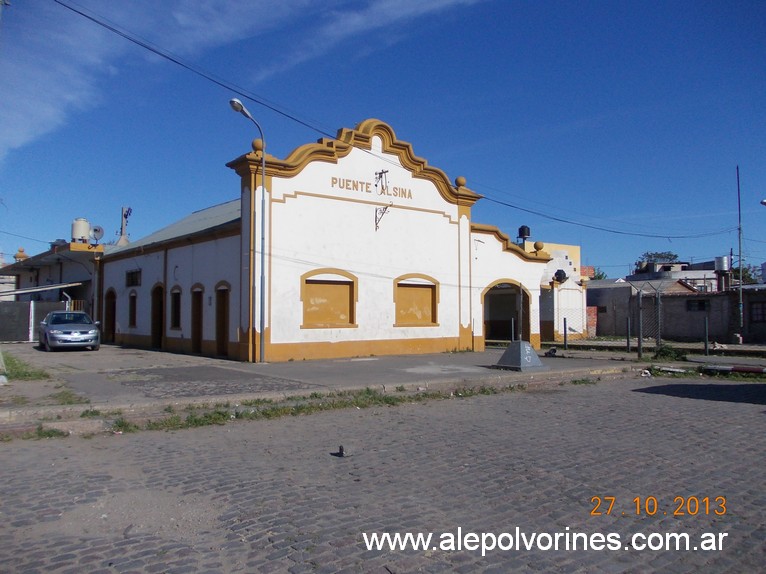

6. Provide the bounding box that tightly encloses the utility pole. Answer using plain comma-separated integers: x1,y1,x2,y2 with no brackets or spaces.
737,166,743,331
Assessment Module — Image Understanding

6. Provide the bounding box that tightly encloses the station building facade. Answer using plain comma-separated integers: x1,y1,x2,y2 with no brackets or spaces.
100,119,586,362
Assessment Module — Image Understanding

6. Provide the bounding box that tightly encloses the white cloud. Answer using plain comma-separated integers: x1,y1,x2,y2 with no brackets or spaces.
251,0,484,81
0,0,483,163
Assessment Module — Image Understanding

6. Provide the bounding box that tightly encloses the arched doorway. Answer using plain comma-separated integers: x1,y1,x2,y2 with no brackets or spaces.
103,290,117,344
483,282,530,343
215,286,229,357
191,288,203,354
151,285,164,349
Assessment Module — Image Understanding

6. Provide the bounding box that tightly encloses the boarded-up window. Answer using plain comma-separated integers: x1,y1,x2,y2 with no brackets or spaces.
303,280,354,327
395,283,437,326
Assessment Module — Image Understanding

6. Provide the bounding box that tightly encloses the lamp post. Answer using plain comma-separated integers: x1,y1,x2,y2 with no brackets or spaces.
229,98,266,363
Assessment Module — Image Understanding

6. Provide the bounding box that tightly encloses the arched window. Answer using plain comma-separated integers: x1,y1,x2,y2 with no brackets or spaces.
301,269,358,328
394,274,439,327
128,290,138,328
170,286,182,330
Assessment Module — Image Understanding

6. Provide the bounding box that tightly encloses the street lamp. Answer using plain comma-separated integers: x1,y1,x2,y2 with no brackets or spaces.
229,98,266,363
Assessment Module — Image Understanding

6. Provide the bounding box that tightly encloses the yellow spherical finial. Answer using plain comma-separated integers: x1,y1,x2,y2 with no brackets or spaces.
251,138,265,153
533,241,544,251
455,176,466,187
14,247,29,262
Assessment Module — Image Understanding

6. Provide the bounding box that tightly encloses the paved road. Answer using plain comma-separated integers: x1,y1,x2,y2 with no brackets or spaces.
1,374,764,573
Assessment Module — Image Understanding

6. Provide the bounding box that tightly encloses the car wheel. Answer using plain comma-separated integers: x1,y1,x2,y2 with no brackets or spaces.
91,344,100,351
44,336,53,352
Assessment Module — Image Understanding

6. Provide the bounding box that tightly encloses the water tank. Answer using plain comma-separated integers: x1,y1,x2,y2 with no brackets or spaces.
714,256,730,272
518,225,530,240
71,218,90,243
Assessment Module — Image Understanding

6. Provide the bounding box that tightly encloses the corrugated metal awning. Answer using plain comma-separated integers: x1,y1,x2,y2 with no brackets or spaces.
3,282,84,296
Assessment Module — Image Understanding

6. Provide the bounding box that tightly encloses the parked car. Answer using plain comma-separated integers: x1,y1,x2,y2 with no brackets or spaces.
38,311,100,352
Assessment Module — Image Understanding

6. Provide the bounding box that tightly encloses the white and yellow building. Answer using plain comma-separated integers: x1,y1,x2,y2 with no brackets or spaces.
99,119,587,362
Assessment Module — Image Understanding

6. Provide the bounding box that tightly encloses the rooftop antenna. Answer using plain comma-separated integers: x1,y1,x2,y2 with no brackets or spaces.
116,206,132,246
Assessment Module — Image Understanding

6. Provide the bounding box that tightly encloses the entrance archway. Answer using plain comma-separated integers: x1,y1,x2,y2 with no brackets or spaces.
482,282,530,343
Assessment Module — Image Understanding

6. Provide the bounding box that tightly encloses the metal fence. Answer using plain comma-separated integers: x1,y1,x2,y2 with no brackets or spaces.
0,301,67,342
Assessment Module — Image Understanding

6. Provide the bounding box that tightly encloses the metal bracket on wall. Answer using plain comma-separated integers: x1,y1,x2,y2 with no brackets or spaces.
375,203,392,231
374,169,390,231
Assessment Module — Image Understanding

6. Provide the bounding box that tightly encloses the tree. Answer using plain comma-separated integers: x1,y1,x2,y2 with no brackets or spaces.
635,251,679,270
638,251,679,263
592,267,608,280
732,264,760,285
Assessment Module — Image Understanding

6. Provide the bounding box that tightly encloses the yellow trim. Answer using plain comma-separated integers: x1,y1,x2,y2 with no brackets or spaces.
274,190,459,224
69,242,104,253
471,223,551,262
265,336,462,362
227,119,481,208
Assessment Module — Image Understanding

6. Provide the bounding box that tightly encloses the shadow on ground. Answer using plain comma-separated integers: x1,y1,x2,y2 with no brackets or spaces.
633,383,766,406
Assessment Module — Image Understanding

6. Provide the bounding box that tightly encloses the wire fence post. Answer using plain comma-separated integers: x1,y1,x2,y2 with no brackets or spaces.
637,290,643,359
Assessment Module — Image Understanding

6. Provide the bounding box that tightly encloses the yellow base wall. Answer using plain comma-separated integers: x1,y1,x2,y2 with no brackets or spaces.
265,336,466,363
115,333,500,363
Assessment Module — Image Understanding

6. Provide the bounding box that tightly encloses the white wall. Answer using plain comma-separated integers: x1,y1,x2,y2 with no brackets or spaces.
268,141,463,344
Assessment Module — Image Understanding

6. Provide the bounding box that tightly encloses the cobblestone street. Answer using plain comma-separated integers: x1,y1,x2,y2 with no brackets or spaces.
1,376,764,573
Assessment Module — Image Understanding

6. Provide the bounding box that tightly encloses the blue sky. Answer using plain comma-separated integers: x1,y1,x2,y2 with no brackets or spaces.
1,0,764,277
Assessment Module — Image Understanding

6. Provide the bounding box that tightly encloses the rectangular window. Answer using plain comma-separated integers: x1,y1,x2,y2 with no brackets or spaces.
128,294,137,327
170,291,181,329
750,302,766,323
686,300,709,312
126,270,142,287
395,284,437,326
303,280,355,327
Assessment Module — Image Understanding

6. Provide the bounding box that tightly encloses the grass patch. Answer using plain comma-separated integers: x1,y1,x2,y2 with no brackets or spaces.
571,377,598,385
699,369,766,381
23,424,69,440
2,352,50,380
653,344,687,361
111,417,140,433
80,409,102,418
78,384,540,436
453,386,499,397
50,390,89,405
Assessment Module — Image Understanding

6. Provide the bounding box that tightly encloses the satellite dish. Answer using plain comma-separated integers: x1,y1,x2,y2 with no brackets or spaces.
89,225,105,242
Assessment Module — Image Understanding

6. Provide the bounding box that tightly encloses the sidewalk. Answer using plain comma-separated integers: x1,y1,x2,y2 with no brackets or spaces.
1,342,762,435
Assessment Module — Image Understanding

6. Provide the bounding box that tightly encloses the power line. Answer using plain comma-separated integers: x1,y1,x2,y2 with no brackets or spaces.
480,196,738,240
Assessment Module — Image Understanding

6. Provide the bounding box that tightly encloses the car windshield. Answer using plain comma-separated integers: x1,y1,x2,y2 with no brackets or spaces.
49,313,92,325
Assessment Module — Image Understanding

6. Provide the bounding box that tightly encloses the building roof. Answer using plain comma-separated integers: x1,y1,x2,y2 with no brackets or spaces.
107,198,241,256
